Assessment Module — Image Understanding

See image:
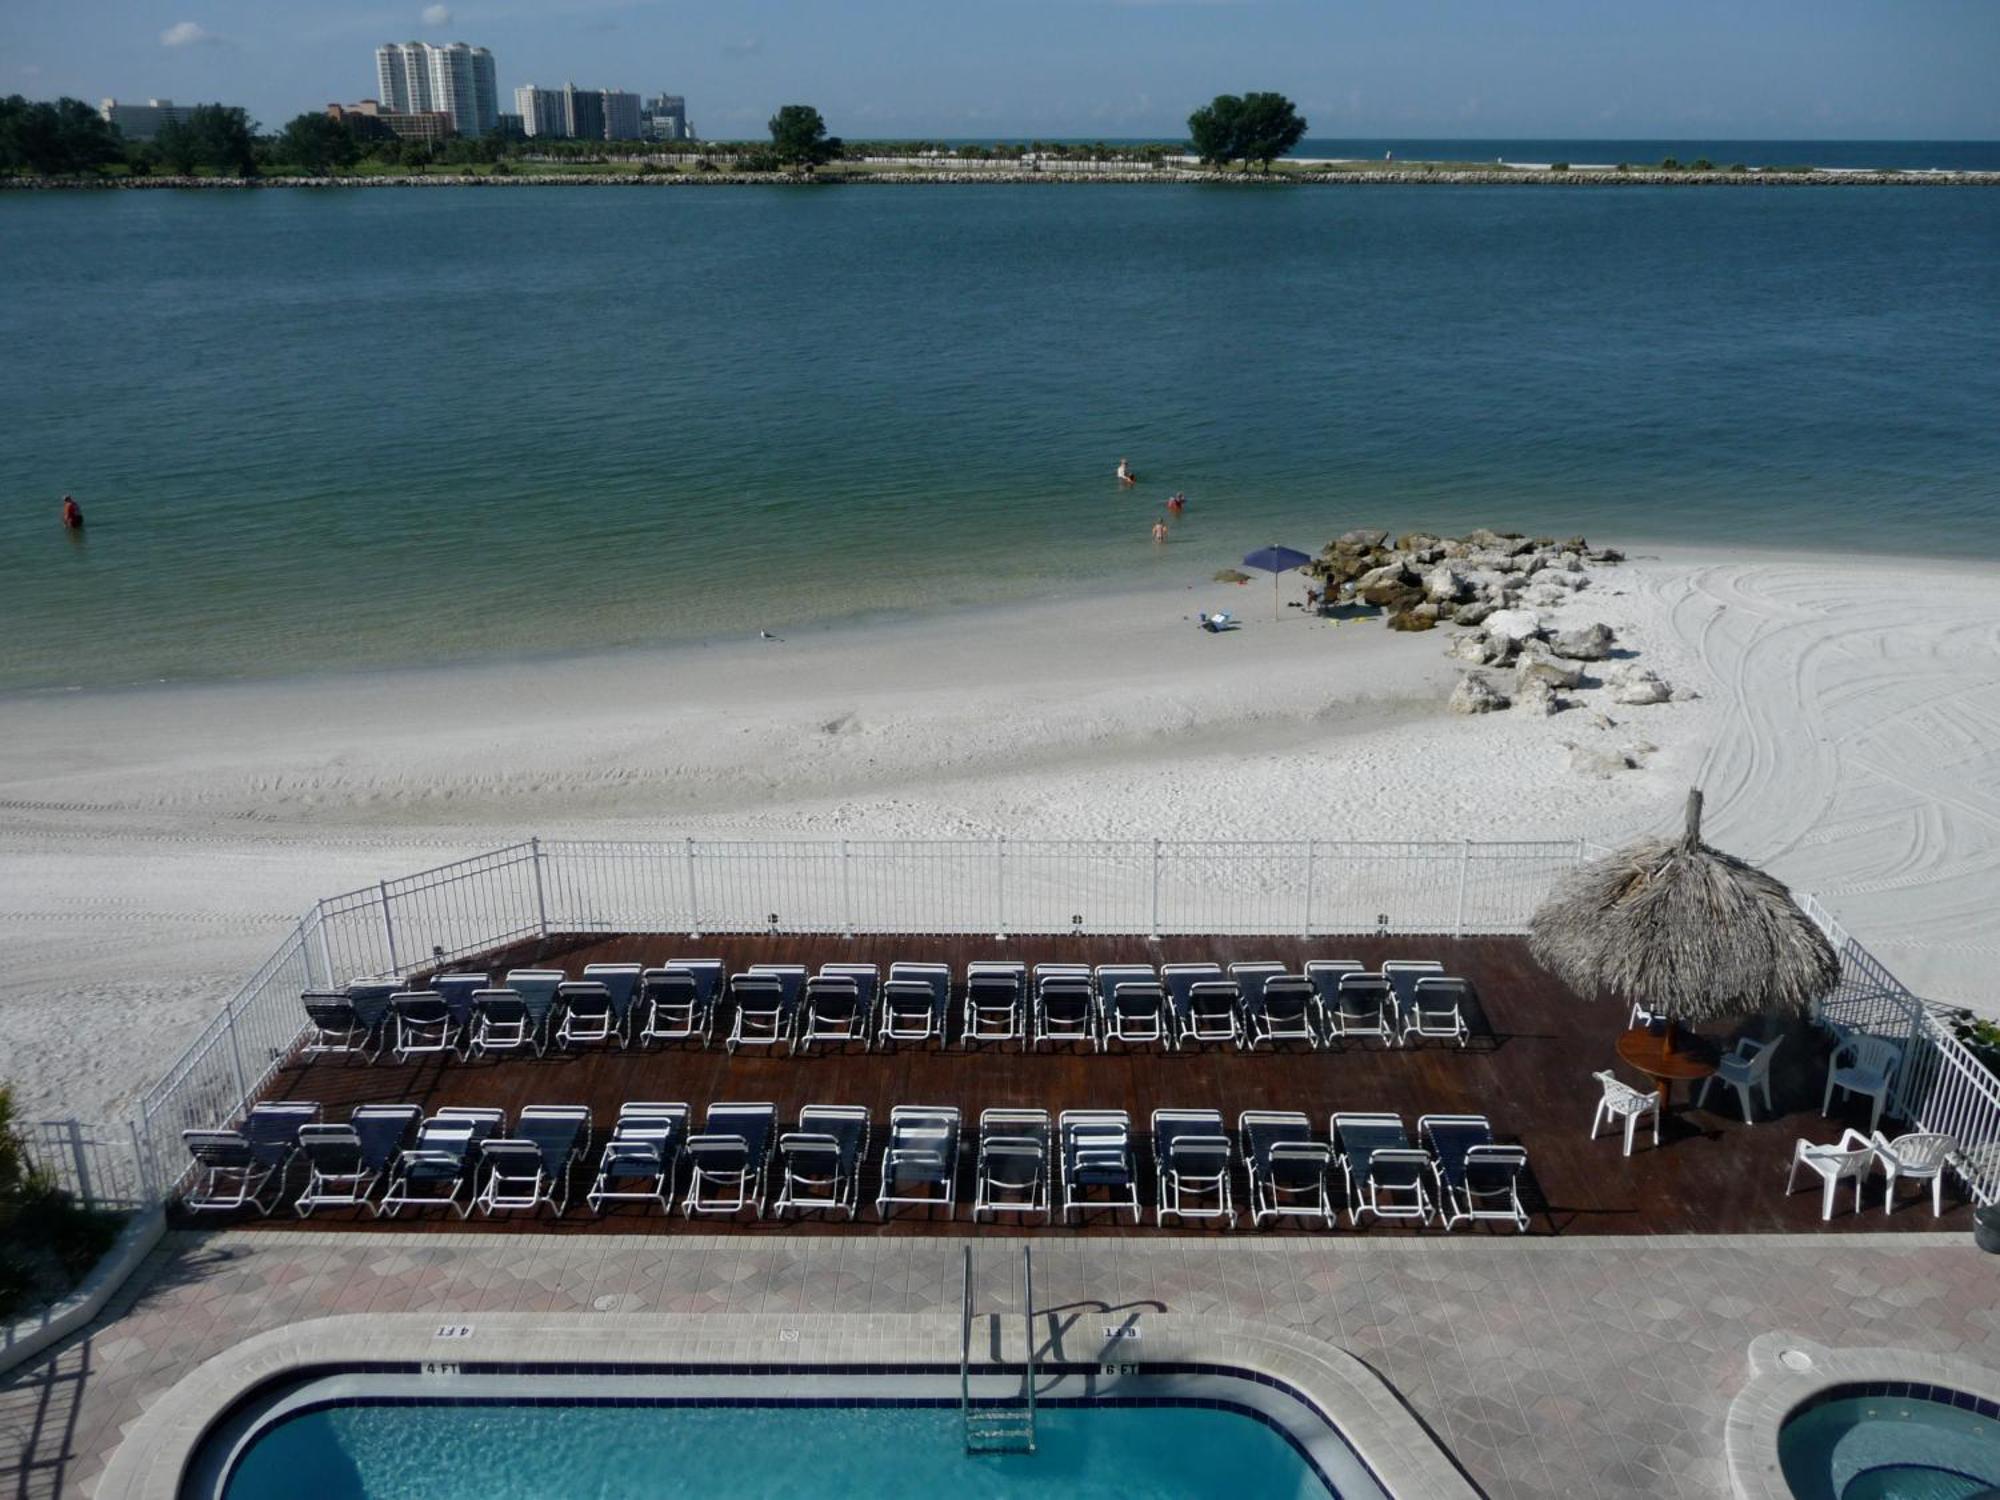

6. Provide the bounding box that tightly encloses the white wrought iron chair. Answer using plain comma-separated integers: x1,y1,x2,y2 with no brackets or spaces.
1589,1069,1659,1156
1822,1035,1902,1134
1783,1129,1875,1220
1870,1130,1955,1217
1697,1035,1783,1122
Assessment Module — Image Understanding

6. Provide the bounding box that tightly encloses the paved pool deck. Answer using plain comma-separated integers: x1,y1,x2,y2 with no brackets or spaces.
3,1229,1994,1499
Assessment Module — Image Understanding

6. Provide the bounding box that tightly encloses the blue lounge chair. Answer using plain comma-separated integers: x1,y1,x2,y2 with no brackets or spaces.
301,991,379,1064
1153,1108,1234,1226
477,1104,592,1217
1333,1112,1432,1227
683,1102,776,1217
775,1104,871,1219
181,1101,321,1215
1421,1114,1528,1231
1240,1110,1334,1228
973,1108,1051,1223
634,967,712,1049
587,1102,689,1214
1244,974,1318,1050
378,1107,505,1218
294,1104,421,1217
875,1105,961,1220
1060,1109,1138,1225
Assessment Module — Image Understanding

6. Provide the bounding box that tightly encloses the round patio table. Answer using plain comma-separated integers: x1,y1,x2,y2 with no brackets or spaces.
1616,1026,1720,1111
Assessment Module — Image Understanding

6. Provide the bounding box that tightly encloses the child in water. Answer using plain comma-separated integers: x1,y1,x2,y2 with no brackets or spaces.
1116,457,1137,486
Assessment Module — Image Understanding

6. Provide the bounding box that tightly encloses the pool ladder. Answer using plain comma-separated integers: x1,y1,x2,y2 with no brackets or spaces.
961,1245,1037,1455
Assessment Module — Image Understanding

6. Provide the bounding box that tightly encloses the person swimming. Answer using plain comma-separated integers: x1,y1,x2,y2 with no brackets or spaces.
1116,457,1137,486
61,494,84,530
1166,492,1186,515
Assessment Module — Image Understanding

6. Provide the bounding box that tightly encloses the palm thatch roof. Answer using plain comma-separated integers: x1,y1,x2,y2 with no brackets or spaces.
1528,789,1839,1024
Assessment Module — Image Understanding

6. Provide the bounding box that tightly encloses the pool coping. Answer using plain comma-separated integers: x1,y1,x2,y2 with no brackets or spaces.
94,1308,1479,1500
1724,1332,2000,1500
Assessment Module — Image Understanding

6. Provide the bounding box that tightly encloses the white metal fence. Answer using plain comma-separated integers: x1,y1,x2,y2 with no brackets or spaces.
30,839,1998,1212
21,1120,151,1211
1802,894,2000,1204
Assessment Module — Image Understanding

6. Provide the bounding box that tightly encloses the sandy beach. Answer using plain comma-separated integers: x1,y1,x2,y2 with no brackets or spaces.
3,544,1997,1124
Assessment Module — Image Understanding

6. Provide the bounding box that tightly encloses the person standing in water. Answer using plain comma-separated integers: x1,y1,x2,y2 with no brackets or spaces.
61,494,84,530
1166,492,1186,516
1151,519,1168,543
1116,457,1137,487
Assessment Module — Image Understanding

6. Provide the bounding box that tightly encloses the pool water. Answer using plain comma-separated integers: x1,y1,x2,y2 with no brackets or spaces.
1779,1393,2000,1500
220,1402,1337,1499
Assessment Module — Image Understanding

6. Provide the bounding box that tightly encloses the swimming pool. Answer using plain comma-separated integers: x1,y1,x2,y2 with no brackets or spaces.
218,1398,1335,1499
1778,1384,2000,1500
187,1368,1386,1500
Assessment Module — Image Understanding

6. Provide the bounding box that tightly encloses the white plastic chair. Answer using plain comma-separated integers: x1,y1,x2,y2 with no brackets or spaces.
1822,1036,1902,1133
1589,1069,1659,1156
1784,1130,1875,1219
1870,1130,1955,1217
1698,1035,1783,1122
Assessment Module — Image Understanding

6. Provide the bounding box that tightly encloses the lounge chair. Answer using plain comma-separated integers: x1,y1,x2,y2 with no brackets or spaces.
1104,979,1169,1051
548,988,616,1056
1420,1114,1528,1231
503,969,566,1048
294,1104,421,1217
725,972,794,1053
962,962,1027,1049
387,990,460,1063
682,1102,776,1218
477,1104,592,1218
1032,974,1099,1052
1161,963,1224,1042
633,967,711,1049
1227,961,1285,1012
1153,1108,1234,1226
875,1105,961,1220
883,962,952,1049
344,981,399,1037
1400,976,1472,1049
1094,964,1158,1033
468,988,539,1059
1333,1112,1432,1226
301,991,380,1064
1060,1110,1138,1225
1240,1110,1334,1228
1590,1069,1660,1155
666,957,727,1015
819,962,880,1032
1785,1129,1876,1220
428,972,490,1034
586,1102,688,1214
1304,959,1364,1021
796,974,867,1054
580,963,644,1043
1328,973,1394,1047
181,1101,321,1214
1381,960,1445,1039
973,1108,1051,1223
1244,975,1318,1050
878,971,950,1050
378,1107,505,1218
774,1104,871,1219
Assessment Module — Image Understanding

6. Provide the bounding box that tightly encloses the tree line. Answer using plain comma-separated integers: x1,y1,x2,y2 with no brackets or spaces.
2,92,1309,179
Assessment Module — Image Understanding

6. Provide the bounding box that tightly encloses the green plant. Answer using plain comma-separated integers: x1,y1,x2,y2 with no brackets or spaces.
1691,157,1714,171
1659,156,1681,171
1727,162,1748,173
1950,1009,2000,1063
0,1251,30,1319
1550,162,1570,172
1614,161,1630,173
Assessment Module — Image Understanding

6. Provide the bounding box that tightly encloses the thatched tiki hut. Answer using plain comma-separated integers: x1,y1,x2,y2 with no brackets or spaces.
1529,789,1840,1051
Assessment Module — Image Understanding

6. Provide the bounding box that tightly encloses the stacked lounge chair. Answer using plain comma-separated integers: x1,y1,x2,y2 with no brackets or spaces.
774,1104,871,1218
875,1104,960,1219
379,1107,505,1218
182,1102,321,1214
587,1102,688,1214
1060,1109,1138,1224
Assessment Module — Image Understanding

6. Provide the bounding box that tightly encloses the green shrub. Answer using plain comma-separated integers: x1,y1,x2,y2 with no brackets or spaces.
1727,162,1748,173
1614,161,1630,173
1691,157,1714,171
1659,157,1681,171
0,1251,30,1319
1550,161,1570,172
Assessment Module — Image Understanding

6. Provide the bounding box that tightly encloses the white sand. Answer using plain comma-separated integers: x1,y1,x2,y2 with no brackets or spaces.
3,546,1997,1124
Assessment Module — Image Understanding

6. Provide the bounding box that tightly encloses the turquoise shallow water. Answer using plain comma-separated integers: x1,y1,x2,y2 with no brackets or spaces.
3,184,1997,690
1779,1392,2000,1500
221,1402,1334,1499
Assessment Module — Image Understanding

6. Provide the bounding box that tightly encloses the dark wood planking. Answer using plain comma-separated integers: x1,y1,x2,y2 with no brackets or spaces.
225,931,1970,1238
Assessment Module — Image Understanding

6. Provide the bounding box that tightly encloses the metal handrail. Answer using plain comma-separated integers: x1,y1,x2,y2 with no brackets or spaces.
1022,1244,1037,1451
959,1245,973,1447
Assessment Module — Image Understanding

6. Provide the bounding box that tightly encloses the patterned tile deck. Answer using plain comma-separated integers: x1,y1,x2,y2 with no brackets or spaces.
4,1229,1993,1499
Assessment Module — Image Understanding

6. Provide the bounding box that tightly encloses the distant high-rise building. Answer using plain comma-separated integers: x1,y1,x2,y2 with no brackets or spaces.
601,90,643,141
514,85,567,139
375,42,497,135
642,94,691,142
562,83,604,142
98,98,198,140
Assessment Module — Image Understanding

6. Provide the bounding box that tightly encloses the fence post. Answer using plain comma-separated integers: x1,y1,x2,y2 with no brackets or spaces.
1301,840,1315,939
224,995,250,1117
376,880,400,974
995,836,1007,940
1452,840,1471,938
684,837,702,938
1149,839,1163,939
129,1116,154,1204
313,898,336,988
529,836,550,938
840,840,854,938
62,1120,96,1206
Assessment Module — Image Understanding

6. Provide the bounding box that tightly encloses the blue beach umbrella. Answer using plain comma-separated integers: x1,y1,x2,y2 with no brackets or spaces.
1241,544,1314,620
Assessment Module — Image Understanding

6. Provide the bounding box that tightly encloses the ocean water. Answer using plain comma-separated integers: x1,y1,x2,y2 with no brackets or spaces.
1280,138,2000,170
3,182,1997,691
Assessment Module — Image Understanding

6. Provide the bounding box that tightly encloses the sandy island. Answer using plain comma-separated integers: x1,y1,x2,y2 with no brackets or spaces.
2,543,1997,1123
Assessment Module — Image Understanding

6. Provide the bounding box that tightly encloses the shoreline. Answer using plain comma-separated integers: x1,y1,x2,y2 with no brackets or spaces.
6,168,1999,191
4,540,1999,1121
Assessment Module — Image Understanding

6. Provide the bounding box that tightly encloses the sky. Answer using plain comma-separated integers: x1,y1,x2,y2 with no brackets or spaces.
5,0,1998,141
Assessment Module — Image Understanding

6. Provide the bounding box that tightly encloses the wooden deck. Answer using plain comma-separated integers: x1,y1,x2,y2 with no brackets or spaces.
220,932,1971,1237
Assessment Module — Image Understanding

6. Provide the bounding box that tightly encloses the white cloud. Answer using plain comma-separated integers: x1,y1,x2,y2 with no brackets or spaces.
421,4,452,25
159,20,215,47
